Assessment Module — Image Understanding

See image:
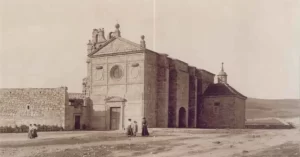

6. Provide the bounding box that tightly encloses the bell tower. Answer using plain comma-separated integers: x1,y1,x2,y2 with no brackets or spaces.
217,62,227,83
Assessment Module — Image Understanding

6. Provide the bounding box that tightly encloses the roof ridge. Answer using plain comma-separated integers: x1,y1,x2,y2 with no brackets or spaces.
224,83,247,98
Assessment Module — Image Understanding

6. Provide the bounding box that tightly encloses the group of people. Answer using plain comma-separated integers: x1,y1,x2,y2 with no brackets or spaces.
26,118,149,138
126,117,149,137
28,124,38,139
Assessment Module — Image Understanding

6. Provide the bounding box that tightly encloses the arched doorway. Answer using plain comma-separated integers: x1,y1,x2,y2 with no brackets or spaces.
178,107,186,128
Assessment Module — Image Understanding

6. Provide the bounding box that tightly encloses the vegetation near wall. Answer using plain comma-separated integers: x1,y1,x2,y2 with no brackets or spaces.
0,124,64,133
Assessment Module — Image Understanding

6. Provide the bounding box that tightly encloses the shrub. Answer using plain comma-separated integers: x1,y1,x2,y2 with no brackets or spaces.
20,125,29,132
0,124,65,133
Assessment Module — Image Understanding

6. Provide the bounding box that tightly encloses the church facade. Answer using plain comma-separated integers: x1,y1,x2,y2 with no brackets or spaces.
81,24,247,130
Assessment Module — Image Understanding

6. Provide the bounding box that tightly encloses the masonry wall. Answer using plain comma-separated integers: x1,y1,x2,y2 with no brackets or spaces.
201,96,237,128
65,99,92,130
173,60,189,128
188,74,197,127
199,70,215,93
89,52,145,130
234,97,246,128
0,88,67,128
144,51,157,128
156,53,169,128
196,79,203,128
168,68,177,127
196,70,215,127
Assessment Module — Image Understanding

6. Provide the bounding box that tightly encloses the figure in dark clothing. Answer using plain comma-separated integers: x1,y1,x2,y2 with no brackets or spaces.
126,119,133,137
141,117,149,136
28,124,38,139
32,124,38,138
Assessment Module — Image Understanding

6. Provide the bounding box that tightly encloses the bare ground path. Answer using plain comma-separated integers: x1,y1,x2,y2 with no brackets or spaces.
0,127,300,157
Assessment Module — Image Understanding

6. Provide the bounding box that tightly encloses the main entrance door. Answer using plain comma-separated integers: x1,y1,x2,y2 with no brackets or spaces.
74,115,81,130
110,107,121,130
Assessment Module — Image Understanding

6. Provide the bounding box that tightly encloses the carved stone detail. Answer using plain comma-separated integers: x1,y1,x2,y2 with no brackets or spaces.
130,66,140,79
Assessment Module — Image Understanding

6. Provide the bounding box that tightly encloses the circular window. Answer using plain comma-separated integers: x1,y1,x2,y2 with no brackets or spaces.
110,65,123,80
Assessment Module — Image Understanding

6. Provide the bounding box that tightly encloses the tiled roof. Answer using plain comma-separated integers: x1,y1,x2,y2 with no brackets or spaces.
203,83,247,99
68,93,85,100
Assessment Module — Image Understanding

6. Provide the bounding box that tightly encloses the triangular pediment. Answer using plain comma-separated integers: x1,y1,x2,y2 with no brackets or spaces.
90,37,143,56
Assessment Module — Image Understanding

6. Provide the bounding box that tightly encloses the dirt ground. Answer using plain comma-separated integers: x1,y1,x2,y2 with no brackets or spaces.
0,118,300,157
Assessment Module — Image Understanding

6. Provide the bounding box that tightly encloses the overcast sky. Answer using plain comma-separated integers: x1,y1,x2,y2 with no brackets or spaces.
0,0,299,99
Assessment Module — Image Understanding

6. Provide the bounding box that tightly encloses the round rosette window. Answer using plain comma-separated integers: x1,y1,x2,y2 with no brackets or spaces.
110,65,123,80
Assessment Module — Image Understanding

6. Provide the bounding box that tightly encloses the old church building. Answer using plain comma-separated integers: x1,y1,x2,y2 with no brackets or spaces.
0,24,247,131
81,24,247,130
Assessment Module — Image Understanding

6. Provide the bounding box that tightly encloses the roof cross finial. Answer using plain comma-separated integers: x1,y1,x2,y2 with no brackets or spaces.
114,22,121,37
221,62,224,71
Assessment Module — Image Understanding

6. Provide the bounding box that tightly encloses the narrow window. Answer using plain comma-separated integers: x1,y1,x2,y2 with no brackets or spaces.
213,102,220,114
27,105,30,110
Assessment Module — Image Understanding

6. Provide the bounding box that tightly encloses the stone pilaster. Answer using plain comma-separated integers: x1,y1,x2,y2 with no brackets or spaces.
156,53,169,127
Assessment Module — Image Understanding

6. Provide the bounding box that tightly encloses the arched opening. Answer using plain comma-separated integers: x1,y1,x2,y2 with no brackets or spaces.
178,107,186,128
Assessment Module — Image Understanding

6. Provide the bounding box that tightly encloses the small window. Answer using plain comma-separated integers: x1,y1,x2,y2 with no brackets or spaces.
214,102,220,106
27,105,30,110
213,102,220,114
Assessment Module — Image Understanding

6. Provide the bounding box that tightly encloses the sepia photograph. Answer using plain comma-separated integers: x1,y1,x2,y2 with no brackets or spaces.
0,0,299,157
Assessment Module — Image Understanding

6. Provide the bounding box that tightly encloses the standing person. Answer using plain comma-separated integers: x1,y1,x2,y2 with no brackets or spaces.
126,119,133,137
32,124,38,138
28,124,33,139
133,121,138,136
141,117,149,136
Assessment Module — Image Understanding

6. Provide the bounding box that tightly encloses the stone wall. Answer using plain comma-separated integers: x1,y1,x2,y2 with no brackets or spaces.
201,96,240,128
65,98,92,130
195,69,215,128
168,69,177,127
176,69,189,127
156,54,169,127
198,70,215,94
144,51,158,128
234,97,246,128
0,87,67,128
188,75,197,127
196,79,203,127
168,59,189,128
89,52,145,130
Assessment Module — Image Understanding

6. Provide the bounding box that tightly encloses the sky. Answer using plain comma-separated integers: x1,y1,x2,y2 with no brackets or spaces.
0,0,299,99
